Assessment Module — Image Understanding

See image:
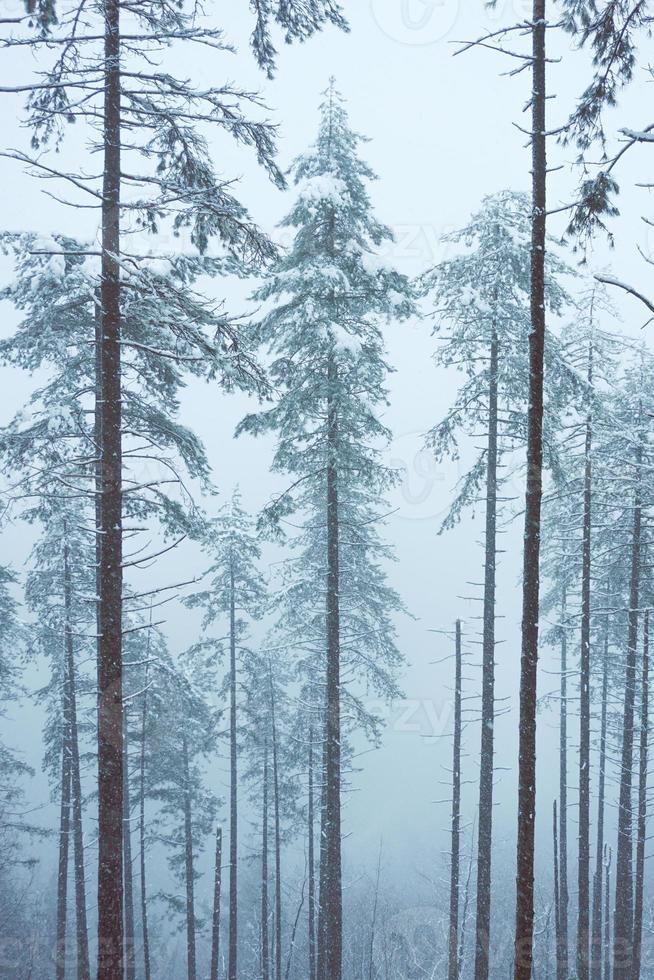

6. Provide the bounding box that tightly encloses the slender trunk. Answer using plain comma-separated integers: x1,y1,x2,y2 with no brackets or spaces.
182,734,197,980
97,0,124,974
604,848,612,980
63,540,91,980
458,831,475,979
210,827,223,980
449,620,463,980
139,661,151,980
559,584,569,980
308,731,316,980
55,690,72,980
612,480,642,980
474,322,498,980
262,745,270,980
513,7,546,980
553,802,562,980
577,346,593,980
368,843,382,980
318,349,342,980
268,666,283,980
591,615,609,980
123,710,136,980
632,608,648,980
228,556,238,980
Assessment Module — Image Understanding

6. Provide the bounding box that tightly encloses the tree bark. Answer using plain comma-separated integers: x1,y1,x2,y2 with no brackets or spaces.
449,620,463,980
317,349,342,980
228,556,238,980
97,0,124,975
513,6,547,980
210,826,223,980
64,541,91,980
591,614,609,980
269,666,283,980
123,710,136,980
558,584,569,980
612,481,642,980
262,744,270,980
553,801,562,980
55,687,72,980
474,321,498,980
308,731,316,980
604,847,612,980
139,661,151,980
182,734,197,980
632,608,648,980
577,344,593,980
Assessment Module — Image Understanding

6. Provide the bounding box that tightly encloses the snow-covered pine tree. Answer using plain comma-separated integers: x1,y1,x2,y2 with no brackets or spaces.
186,489,267,980
147,656,220,980
238,80,413,980
25,499,95,980
420,189,574,980
1,2,346,968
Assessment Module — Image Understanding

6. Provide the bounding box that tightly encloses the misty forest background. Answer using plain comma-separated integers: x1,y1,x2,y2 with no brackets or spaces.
3,2,654,980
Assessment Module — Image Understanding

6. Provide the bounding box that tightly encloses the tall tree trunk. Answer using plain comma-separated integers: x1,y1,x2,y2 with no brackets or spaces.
210,826,223,980
318,349,342,980
513,6,547,980
459,832,475,979
474,322,498,980
604,847,612,980
558,584,569,980
262,744,270,980
228,556,238,980
449,620,463,980
182,734,197,980
139,661,151,980
123,710,136,980
612,479,642,980
268,666,283,980
591,613,609,980
64,541,91,980
55,688,72,980
97,0,124,975
308,731,316,980
553,801,562,980
577,345,593,980
632,608,648,980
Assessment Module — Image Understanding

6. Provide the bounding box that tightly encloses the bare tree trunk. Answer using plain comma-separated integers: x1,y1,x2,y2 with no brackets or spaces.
591,615,609,980
613,481,642,980
229,557,238,980
318,350,342,980
64,541,91,980
268,666,283,980
262,744,270,980
449,620,463,980
577,345,594,980
474,321,498,980
123,710,136,980
308,731,316,980
139,662,151,980
182,734,197,980
367,842,383,980
458,831,475,979
553,801,562,980
604,847,612,980
632,608,649,980
514,6,547,980
56,693,72,980
97,1,124,975
210,827,223,980
559,585,569,980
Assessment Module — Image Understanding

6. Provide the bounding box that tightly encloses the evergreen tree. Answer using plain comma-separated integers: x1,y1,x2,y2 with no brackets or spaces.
238,81,413,980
